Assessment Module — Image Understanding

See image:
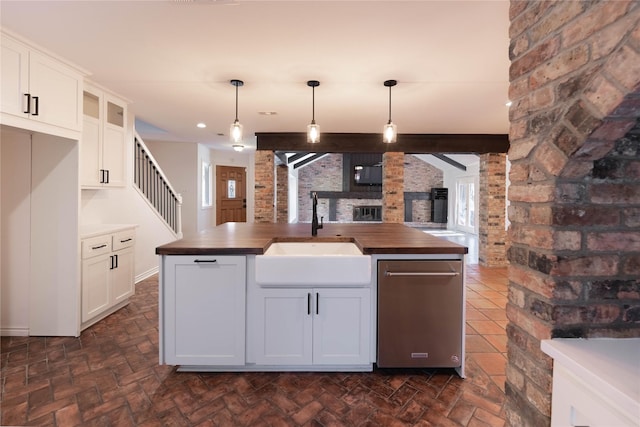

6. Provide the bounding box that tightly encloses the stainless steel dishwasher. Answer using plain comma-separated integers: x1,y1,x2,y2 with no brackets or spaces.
377,260,464,371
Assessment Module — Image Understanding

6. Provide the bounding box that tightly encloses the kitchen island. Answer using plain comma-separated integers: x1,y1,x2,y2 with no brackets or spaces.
156,223,468,376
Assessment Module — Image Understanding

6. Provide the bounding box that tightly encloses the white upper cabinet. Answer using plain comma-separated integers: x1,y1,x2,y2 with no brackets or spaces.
80,82,128,188
1,31,85,139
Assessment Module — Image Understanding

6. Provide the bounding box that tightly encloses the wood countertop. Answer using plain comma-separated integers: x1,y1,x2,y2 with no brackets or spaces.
156,223,468,255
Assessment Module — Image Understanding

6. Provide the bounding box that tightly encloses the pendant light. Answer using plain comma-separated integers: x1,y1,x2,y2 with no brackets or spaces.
229,79,244,144
307,80,320,144
383,79,397,143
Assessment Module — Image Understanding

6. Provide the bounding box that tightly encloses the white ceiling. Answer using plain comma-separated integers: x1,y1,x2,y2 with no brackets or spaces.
0,0,511,152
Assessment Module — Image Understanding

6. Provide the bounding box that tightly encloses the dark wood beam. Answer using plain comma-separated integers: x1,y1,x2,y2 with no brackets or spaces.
257,132,509,154
432,153,467,171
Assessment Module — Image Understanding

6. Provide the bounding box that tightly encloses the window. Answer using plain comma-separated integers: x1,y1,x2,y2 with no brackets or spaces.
456,177,476,233
202,162,212,208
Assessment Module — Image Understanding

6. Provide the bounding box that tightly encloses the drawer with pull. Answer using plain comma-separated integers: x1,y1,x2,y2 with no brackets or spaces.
82,235,112,259
112,230,135,251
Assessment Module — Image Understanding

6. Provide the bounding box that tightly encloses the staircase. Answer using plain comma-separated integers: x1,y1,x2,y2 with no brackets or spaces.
134,133,182,237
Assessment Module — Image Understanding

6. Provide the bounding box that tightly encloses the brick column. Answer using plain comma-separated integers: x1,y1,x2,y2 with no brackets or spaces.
479,153,507,267
382,152,404,223
276,164,289,223
254,150,275,223
506,2,640,426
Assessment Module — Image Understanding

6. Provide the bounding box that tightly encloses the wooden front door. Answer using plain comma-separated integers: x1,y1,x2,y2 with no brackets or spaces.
216,165,246,225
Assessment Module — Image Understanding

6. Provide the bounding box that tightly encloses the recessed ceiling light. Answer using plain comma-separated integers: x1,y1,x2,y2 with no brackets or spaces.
259,111,278,116
505,101,512,107
196,122,207,128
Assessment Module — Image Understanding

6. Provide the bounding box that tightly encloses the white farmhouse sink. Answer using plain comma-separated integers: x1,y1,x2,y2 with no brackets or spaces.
255,242,371,286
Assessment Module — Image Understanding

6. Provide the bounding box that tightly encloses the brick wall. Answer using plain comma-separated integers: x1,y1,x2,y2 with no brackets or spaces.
254,150,275,223
405,155,444,222
276,164,288,223
296,153,442,222
506,2,640,425
297,154,343,222
382,152,404,223
479,153,508,267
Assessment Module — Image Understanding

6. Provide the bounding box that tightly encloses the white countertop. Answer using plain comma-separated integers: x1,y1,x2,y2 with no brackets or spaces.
80,223,137,239
541,338,640,420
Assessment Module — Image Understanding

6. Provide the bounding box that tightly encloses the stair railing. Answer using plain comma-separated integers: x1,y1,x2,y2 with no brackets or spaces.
134,133,182,237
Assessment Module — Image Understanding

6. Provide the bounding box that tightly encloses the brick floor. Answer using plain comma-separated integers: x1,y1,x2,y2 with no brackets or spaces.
1,266,508,426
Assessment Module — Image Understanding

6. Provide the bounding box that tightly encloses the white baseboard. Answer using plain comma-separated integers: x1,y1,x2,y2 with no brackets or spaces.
136,266,158,283
1,327,29,336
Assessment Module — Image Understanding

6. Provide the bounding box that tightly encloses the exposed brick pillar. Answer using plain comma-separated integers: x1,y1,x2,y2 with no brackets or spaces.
382,152,404,223
276,164,289,223
254,150,275,223
479,153,508,267
506,1,640,426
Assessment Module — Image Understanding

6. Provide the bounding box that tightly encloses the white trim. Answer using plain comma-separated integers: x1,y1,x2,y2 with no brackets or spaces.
136,266,159,283
1,327,29,337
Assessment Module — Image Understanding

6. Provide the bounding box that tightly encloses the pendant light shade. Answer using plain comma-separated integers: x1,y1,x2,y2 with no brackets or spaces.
230,79,244,144
307,80,320,144
383,79,397,143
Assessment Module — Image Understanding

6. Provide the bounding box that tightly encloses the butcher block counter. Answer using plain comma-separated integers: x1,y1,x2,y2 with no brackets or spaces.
157,223,468,375
155,222,468,255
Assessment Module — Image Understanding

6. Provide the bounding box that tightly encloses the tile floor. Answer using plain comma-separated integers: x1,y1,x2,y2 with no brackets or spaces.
1,266,508,426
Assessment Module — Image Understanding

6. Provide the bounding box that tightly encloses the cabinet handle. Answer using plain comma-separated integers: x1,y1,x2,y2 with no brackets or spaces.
316,292,319,315
23,93,31,114
110,255,114,270
113,254,118,269
32,96,39,116
194,259,217,263
307,293,311,315
105,170,110,184
99,169,105,184
385,271,459,277
120,238,132,243
91,244,107,250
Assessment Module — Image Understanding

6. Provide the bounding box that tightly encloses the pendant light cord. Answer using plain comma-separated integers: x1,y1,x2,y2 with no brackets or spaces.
388,84,392,124
312,85,315,123
235,83,239,122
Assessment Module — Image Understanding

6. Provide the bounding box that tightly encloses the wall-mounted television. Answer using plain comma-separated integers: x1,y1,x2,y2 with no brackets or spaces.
354,165,382,185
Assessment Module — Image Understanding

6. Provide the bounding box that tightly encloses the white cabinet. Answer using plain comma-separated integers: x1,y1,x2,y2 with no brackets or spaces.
81,227,136,329
1,31,84,139
81,83,127,188
542,339,640,427
162,255,246,366
251,288,371,367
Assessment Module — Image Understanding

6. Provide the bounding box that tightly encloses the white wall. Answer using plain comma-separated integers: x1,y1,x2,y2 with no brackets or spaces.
144,140,198,237
288,167,298,223
30,133,80,336
1,128,31,334
198,144,213,231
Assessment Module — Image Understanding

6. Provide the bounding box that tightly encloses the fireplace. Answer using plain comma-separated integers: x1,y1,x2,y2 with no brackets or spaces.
353,205,382,222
